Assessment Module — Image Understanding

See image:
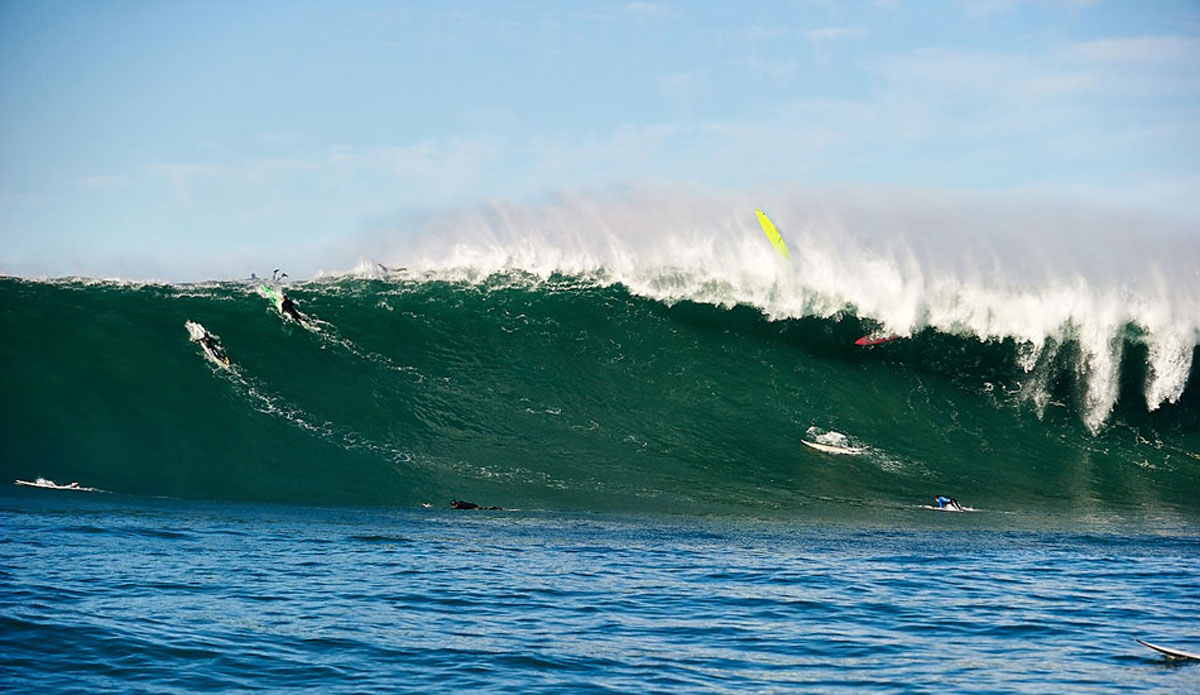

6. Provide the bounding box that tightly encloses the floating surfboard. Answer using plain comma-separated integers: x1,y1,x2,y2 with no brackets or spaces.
802,440,864,455
919,504,977,513
15,478,97,492
855,334,901,346
185,320,231,369
756,209,790,260
1137,639,1200,661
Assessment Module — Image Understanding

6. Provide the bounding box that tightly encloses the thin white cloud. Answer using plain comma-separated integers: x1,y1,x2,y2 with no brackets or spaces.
873,48,1018,89
357,9,409,20
624,2,671,17
1022,72,1098,98
961,0,1097,17
76,176,132,191
658,71,709,105
0,192,58,207
123,25,1196,238
250,158,318,176
1067,36,1200,63
739,25,789,42
871,37,1198,109
148,163,231,202
742,56,798,83
806,26,867,41
258,132,309,146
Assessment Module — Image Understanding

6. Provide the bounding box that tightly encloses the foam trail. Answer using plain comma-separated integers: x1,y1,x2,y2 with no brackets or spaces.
206,358,418,470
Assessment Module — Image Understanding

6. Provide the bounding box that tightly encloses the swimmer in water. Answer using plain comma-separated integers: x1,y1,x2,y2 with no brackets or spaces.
935,496,964,512
199,332,230,365
450,499,502,510
279,294,305,323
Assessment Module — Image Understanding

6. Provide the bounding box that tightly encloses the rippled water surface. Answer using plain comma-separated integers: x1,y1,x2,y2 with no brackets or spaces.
2,492,1197,694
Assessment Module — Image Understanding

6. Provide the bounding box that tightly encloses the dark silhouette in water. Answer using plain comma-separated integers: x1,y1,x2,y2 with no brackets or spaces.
199,333,229,365
450,499,502,510
279,294,305,323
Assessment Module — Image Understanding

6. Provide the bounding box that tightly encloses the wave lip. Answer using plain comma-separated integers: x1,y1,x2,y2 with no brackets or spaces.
370,187,1198,434
1,256,1197,512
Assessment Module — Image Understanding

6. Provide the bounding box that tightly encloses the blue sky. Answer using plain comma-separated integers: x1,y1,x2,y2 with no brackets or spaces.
1,0,1197,280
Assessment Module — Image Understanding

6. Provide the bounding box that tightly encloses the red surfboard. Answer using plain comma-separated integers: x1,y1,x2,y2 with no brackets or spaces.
854,334,901,346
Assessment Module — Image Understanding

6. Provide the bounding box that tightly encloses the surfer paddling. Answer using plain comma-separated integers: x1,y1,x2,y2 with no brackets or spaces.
450,499,503,510
185,321,231,368
199,332,228,364
264,269,318,329
260,273,317,330
934,496,964,512
279,293,305,323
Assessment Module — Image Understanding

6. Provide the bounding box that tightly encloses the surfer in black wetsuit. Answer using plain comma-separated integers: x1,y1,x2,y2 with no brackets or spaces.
200,333,220,354
279,293,305,323
450,499,502,510
198,330,230,365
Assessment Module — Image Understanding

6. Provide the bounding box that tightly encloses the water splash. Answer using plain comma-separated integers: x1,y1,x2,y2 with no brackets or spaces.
360,185,1198,432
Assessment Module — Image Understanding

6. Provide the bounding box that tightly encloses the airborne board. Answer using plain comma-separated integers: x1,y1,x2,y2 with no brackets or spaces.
756,209,790,260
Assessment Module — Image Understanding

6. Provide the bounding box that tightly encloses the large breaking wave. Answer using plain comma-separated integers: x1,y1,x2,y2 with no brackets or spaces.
2,186,1197,513
366,186,1199,433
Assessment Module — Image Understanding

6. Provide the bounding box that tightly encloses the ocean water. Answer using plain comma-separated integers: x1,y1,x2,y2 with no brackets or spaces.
1,492,1197,694
2,191,1199,692
1,273,1197,513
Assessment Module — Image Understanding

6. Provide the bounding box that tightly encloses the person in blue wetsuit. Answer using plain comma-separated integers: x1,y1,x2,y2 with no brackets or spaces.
935,496,964,511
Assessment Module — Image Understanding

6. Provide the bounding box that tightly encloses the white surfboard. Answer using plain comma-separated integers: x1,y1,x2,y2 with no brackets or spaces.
802,439,864,455
919,504,980,513
1137,639,1200,660
14,478,97,492
185,320,231,369
197,339,231,369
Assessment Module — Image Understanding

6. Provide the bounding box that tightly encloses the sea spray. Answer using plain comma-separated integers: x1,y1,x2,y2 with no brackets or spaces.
365,185,1199,432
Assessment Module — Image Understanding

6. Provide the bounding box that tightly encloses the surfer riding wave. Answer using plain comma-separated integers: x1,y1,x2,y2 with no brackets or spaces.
185,320,231,368
261,270,320,331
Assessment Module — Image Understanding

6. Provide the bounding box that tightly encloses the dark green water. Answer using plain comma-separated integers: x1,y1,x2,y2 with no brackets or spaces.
1,274,1197,516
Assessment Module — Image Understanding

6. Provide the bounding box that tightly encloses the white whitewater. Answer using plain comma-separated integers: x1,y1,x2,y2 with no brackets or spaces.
359,185,1199,432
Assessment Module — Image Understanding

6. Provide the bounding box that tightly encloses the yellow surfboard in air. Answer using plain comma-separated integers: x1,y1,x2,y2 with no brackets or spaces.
756,209,790,259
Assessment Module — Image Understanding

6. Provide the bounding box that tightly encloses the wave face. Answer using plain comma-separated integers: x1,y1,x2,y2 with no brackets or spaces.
1,267,1197,515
